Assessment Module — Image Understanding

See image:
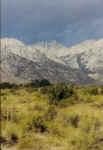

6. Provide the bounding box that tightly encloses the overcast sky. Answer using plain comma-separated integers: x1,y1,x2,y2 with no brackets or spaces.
1,0,103,47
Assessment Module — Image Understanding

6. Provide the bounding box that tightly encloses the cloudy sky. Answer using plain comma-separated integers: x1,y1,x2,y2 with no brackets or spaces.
1,0,103,47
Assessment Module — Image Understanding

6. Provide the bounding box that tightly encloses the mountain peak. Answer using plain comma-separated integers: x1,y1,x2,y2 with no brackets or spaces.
1,38,103,84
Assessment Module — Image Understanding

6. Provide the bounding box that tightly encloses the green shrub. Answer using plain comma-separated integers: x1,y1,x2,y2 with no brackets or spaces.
47,83,74,104
32,116,47,133
4,123,20,146
24,114,47,133
39,79,51,87
0,136,6,144
0,82,18,89
9,133,18,144
89,88,99,95
25,79,51,88
69,113,80,128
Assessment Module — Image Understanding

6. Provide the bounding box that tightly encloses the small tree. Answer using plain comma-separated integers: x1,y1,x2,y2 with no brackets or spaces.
89,88,98,95
40,79,51,87
25,79,51,88
48,83,74,104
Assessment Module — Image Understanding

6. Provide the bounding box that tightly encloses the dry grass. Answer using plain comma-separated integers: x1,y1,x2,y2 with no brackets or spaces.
1,85,103,150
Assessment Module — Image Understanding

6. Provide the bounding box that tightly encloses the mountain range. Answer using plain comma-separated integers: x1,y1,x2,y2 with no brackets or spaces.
0,38,103,85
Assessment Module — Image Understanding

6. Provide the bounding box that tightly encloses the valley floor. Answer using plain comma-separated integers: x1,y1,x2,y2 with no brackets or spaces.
1,84,103,150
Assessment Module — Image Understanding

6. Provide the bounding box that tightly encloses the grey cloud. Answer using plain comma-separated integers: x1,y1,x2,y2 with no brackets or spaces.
1,0,103,46
56,18,103,46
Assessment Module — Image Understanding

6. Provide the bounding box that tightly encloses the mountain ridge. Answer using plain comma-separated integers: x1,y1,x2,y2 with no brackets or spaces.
1,38,103,84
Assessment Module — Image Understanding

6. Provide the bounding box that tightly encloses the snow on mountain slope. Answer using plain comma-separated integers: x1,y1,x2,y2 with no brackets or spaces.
1,38,103,84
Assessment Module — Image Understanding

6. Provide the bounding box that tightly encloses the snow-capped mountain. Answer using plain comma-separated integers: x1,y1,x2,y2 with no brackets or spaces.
0,38,103,84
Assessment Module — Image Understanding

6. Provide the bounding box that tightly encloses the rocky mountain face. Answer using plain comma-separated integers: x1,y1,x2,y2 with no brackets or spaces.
0,38,103,84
